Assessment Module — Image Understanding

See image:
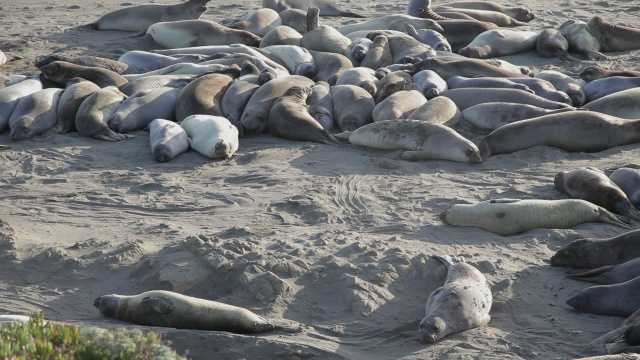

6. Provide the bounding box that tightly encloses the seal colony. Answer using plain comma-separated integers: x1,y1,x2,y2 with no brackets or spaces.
2,0,640,358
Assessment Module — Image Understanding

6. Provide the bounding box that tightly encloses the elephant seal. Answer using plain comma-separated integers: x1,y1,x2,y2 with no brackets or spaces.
551,230,640,269
175,73,234,122
335,120,481,163
580,66,640,83
0,78,43,133
149,119,189,163
405,23,451,52
222,8,282,37
85,0,210,32
365,32,431,64
567,276,640,317
438,1,535,22
118,51,209,73
416,58,527,80
94,290,298,333
75,86,131,141
262,0,364,17
372,90,427,122
351,37,373,63
436,19,498,53
0,75,28,89
39,61,128,88
259,26,303,47
583,77,640,103
308,50,353,85
221,68,263,135
308,81,334,131
586,16,640,52
479,112,640,158
301,7,356,65
412,70,447,99
458,29,538,58
121,75,192,97
46,78,100,135
533,70,585,107
0,51,21,65
559,20,607,60
330,85,375,131
440,199,630,236
337,14,444,35
419,255,491,343
259,45,317,78
36,54,138,75
279,9,307,33
554,167,640,221
240,75,314,133
566,258,640,285
610,168,640,208
505,78,572,105
180,115,239,159
434,7,525,27
408,0,448,20
335,67,378,96
408,97,461,127
445,76,533,93
9,88,62,141
536,29,577,62
359,35,393,70
373,71,417,103
442,88,571,111
108,87,180,133
268,86,342,145
142,20,261,49
462,103,574,132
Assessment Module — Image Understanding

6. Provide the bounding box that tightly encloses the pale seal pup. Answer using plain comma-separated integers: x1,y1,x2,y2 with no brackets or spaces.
554,167,640,221
462,103,574,132
405,23,452,52
534,70,585,107
434,6,525,27
335,67,378,96
408,0,448,20
94,290,299,332
583,77,640,103
610,168,640,209
566,258,640,285
0,75,28,89
75,86,131,141
559,20,607,60
536,29,577,62
175,73,234,122
36,54,138,75
259,45,317,78
85,0,211,32
149,119,189,162
268,86,342,145
47,78,100,135
419,255,491,343
108,87,180,133
308,50,353,85
121,75,192,97
415,58,527,80
308,81,334,131
337,14,444,35
9,88,63,141
259,26,303,48
580,66,640,83
300,7,356,65
458,29,538,59
372,90,427,122
552,230,640,269
567,276,640,317
407,97,461,127
180,115,239,159
479,112,640,159
359,35,393,70
351,37,373,63
142,20,261,49
222,8,282,37
262,0,364,18
442,88,571,111
117,51,210,73
586,16,640,52
330,85,375,131
436,1,535,22
335,120,482,163
440,199,630,236
0,78,43,133
39,61,128,88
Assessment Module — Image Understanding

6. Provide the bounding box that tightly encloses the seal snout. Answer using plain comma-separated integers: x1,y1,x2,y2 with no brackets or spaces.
214,141,231,158
94,295,120,318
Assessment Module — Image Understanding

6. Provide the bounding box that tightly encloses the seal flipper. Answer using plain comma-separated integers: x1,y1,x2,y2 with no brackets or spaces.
566,265,616,284
336,10,365,18
140,296,174,314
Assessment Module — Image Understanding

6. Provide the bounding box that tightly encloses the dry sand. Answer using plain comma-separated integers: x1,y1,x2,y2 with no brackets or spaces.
1,0,640,359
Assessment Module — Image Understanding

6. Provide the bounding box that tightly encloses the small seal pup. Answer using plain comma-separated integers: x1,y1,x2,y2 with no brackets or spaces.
610,168,640,209
180,115,239,159
148,119,189,163
75,86,131,141
559,19,607,60
39,61,128,88
554,167,640,220
567,276,640,317
335,120,482,163
108,87,180,133
551,230,640,269
94,290,299,333
586,16,640,52
141,20,261,49
419,255,491,343
580,66,640,83
0,78,43,133
262,0,364,18
84,0,210,32
9,88,63,141
436,1,535,22
46,78,100,134
329,85,375,131
536,29,577,62
566,258,640,285
351,37,373,63
440,199,630,236
458,29,539,59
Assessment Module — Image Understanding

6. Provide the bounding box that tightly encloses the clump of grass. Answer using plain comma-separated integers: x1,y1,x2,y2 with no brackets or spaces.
0,313,185,359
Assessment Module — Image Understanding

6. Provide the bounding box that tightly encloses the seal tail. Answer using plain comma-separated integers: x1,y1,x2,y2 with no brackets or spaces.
74,22,99,30
319,131,344,147
597,207,631,228
621,205,640,221
417,8,448,21
129,30,147,39
565,266,615,284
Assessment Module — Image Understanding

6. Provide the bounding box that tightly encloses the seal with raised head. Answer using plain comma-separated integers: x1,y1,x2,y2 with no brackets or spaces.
559,19,607,60
407,97,461,127
330,84,375,131
437,1,535,22
180,115,239,159
372,90,427,122
440,199,630,236
39,61,128,88
262,0,364,17
36,54,138,75
8,88,63,141
141,20,261,49
536,29,577,62
0,78,43,133
415,58,527,80
175,73,235,122
580,66,640,83
566,257,640,285
75,86,131,141
419,255,491,343
586,16,640,52
458,29,538,58
300,7,356,65
461,103,574,132
94,290,299,333
442,88,571,111
359,35,393,70
610,167,640,209
567,276,640,317
108,87,180,133
551,230,640,269
554,167,640,221
335,120,482,163
337,14,444,35
149,119,189,163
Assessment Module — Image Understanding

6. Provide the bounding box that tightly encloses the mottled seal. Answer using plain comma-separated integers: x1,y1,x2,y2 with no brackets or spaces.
0,78,43,133
462,103,574,132
407,97,461,127
610,168,640,209
551,230,640,269
75,86,131,141
262,0,364,17
85,0,210,32
438,1,535,22
46,78,100,134
359,36,393,70
566,258,640,285
567,276,640,317
108,87,180,133
413,70,448,99
440,199,630,236
36,54,138,75
300,7,356,65
149,119,189,163
39,61,128,88
458,29,538,58
554,167,640,220
580,66,640,83
268,86,341,145
419,255,491,343
180,115,239,159
586,16,640,52
94,290,299,333
175,73,234,122
222,8,282,37
536,29,577,62
372,90,427,122
330,85,375,131
142,20,261,49
583,77,640,103
534,70,585,107
9,88,62,141
442,88,570,111
559,20,607,60
479,112,640,158
335,120,481,163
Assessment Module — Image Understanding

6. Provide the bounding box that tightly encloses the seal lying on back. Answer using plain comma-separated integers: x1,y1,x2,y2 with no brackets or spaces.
580,66,640,82
440,199,630,236
551,230,640,269
94,290,300,333
419,255,491,343
262,0,364,17
567,276,640,317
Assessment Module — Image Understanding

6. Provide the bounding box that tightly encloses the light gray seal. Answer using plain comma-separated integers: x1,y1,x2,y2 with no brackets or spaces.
175,73,234,122
330,85,375,131
351,37,373,63
554,167,640,221
462,103,574,132
458,29,539,58
407,97,461,127
118,51,210,73
259,26,303,48
566,258,640,285
586,16,640,52
85,0,211,32
149,119,189,163
583,77,640,103
258,45,317,78
335,67,378,96
437,1,535,22
35,54,138,75
75,86,131,141
221,65,264,136
442,88,571,111
536,29,577,62
262,0,364,17
337,14,443,35
9,88,62,141
365,32,431,64
567,276,640,317
434,6,526,27
445,76,533,93
308,81,334,131
0,78,43,133
582,88,640,120
121,75,192,97
108,87,180,133
181,115,239,159
534,70,585,107
505,77,573,105
580,66,640,83
559,19,607,60
419,255,491,343
359,35,393,70
610,168,640,209
141,20,261,49
405,23,451,52
412,70,447,99
551,230,640,269
372,90,427,122
39,61,128,88
279,9,307,33
300,7,356,65
47,78,100,134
